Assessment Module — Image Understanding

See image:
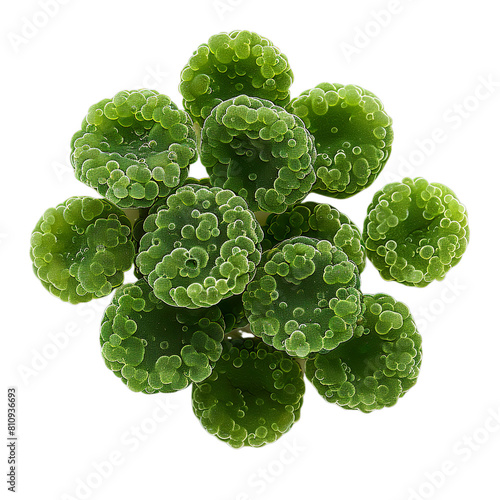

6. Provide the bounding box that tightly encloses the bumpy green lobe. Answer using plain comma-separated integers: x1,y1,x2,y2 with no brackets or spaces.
306,294,422,412
243,237,364,358
262,201,366,271
30,196,134,304
136,185,263,308
192,337,304,448
218,293,248,333
363,177,469,287
180,30,294,126
100,280,225,394
71,89,198,209
201,95,316,213
287,83,393,198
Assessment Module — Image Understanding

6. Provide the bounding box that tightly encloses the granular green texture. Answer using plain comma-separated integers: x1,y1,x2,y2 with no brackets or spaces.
287,83,393,198
218,293,248,333
192,337,304,448
71,89,198,209
306,294,422,412
201,95,316,213
30,196,134,304
262,201,366,271
100,280,225,394
180,30,294,126
136,184,264,308
363,177,469,287
243,237,364,358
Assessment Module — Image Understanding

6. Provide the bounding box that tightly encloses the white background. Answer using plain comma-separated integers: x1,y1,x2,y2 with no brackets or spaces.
2,1,499,499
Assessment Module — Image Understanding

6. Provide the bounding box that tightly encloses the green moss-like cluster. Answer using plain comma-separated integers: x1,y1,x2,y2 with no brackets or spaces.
306,294,422,412
136,184,263,308
71,89,198,209
180,30,294,126
30,30,471,448
201,95,316,213
30,196,134,303
363,177,469,286
287,83,393,198
243,237,364,357
262,201,366,271
101,280,225,393
192,337,304,448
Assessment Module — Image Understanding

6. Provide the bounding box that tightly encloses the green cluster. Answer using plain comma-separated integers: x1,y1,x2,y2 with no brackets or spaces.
101,280,225,393
136,184,263,308
287,83,393,198
71,89,198,209
243,237,364,358
363,177,469,286
200,94,316,213
30,196,134,303
306,294,422,412
262,201,366,271
180,30,294,125
29,30,470,449
192,337,304,448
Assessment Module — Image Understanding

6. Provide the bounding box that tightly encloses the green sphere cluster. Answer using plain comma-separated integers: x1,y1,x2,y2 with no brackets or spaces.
306,294,422,412
136,184,263,308
180,30,294,125
363,177,469,287
101,280,225,393
71,89,198,209
192,337,304,448
243,237,364,357
200,94,316,213
29,30,470,449
30,196,134,303
287,83,393,199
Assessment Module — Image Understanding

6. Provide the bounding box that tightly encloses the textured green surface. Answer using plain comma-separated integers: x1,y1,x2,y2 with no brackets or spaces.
30,196,134,304
101,280,225,394
243,237,364,357
201,95,316,213
136,184,263,308
306,294,422,412
363,177,469,287
71,89,198,209
180,30,294,126
287,83,393,198
262,201,366,271
192,337,304,448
